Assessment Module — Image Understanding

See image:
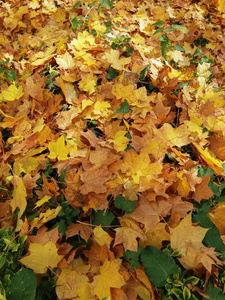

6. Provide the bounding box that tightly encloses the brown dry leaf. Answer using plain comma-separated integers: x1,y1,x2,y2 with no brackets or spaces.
79,166,112,194
129,198,160,231
66,222,92,242
192,174,214,203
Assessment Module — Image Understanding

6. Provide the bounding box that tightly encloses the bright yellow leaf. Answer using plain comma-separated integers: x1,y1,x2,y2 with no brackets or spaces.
10,177,27,219
0,84,24,102
20,241,64,274
34,195,51,209
104,49,131,70
91,259,125,299
79,73,97,95
120,149,162,184
48,135,70,161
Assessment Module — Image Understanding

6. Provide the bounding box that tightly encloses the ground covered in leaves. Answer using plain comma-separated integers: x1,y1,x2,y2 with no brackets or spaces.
1,0,225,299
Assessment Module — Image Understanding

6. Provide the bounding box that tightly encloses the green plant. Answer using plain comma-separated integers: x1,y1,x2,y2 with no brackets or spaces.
0,228,27,297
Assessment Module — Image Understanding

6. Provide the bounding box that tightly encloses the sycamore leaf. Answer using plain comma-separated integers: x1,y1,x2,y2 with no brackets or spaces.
48,135,70,161
20,241,64,274
78,73,97,95
91,259,125,299
34,195,51,209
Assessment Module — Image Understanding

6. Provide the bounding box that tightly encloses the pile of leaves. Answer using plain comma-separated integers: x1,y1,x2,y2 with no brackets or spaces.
1,0,225,299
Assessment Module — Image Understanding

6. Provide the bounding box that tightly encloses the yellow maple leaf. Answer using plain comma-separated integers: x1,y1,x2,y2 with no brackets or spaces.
120,149,162,184
155,123,191,147
55,51,76,69
79,73,97,95
91,259,125,299
10,177,27,219
70,31,96,51
91,20,106,37
170,213,218,272
104,49,131,70
20,241,64,274
170,213,208,255
48,135,70,161
30,206,62,230
0,84,24,102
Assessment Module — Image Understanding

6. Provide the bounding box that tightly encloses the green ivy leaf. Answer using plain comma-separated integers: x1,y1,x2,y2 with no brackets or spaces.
92,209,115,231
6,268,37,300
141,246,180,287
114,99,130,114
123,246,143,270
107,67,118,80
114,195,137,214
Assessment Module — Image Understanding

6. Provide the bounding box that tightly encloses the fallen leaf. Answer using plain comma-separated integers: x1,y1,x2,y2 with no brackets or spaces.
20,241,64,274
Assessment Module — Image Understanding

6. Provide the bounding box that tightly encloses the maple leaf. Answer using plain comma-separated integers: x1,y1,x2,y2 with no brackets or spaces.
129,198,160,231
104,49,131,70
79,166,112,194
120,149,162,184
55,51,76,69
114,226,144,252
48,135,70,161
20,241,64,274
140,222,170,250
0,84,24,102
170,213,208,255
56,257,91,300
91,259,125,299
194,143,224,175
78,73,97,95
170,213,218,272
93,225,113,249
155,123,191,147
